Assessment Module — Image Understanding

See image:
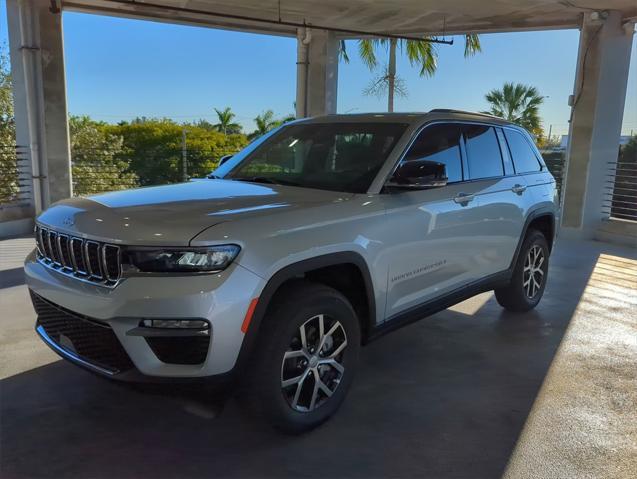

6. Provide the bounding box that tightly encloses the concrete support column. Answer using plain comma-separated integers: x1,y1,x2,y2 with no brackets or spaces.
6,0,71,213
296,29,339,118
562,11,634,237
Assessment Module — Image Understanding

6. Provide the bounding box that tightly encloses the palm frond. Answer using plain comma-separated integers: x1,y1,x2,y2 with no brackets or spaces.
405,39,437,77
358,39,381,70
339,40,350,63
484,82,544,132
464,34,481,57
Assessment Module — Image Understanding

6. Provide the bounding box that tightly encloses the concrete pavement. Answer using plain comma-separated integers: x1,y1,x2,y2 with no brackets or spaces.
1,236,635,478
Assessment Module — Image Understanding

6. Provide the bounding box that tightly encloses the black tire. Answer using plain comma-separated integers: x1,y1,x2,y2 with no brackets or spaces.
495,229,549,312
241,281,360,433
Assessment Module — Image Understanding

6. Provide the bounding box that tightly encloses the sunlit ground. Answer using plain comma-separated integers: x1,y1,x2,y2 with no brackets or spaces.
505,253,637,478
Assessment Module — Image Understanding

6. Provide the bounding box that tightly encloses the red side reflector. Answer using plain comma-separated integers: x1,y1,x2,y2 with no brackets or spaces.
241,298,259,333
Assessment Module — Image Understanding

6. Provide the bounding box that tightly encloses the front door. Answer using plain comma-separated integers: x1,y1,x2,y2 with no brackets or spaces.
380,123,488,320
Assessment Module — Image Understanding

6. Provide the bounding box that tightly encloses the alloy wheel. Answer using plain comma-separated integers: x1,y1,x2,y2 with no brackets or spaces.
523,245,545,299
280,314,348,412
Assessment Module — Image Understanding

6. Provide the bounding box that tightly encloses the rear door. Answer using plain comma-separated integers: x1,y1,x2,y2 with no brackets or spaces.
502,127,555,209
460,123,527,276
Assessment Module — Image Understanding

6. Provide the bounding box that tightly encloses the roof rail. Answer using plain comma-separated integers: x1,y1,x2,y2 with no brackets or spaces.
428,109,503,120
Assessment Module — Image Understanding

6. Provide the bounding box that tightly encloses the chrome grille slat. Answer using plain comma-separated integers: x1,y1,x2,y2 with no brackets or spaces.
47,231,59,264
101,245,121,281
39,227,50,260
57,234,72,270
70,238,87,274
34,225,121,288
85,241,103,279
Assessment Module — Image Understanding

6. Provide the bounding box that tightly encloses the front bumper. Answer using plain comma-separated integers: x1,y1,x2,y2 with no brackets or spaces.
24,249,264,379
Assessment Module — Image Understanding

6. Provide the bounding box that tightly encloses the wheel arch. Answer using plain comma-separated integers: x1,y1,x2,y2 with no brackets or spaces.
510,207,556,271
234,252,376,373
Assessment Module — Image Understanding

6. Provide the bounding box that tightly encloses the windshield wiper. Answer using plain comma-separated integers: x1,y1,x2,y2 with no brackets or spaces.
233,176,280,185
232,176,303,187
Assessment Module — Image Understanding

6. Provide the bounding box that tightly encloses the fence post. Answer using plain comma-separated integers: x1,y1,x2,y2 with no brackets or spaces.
182,128,188,182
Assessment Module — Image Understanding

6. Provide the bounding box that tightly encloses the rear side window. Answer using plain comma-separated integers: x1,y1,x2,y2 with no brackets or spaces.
403,124,463,182
504,129,542,173
462,125,504,180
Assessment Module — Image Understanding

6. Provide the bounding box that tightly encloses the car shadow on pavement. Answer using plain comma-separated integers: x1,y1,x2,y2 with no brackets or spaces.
0,243,608,479
0,267,25,289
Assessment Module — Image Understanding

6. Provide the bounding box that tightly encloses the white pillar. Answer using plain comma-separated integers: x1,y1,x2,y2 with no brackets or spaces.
6,0,71,214
562,11,634,236
296,29,339,118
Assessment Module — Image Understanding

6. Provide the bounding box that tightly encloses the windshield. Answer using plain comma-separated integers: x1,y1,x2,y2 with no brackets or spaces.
223,122,408,193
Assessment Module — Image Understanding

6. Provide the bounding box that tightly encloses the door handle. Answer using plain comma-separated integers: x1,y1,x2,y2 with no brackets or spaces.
511,184,527,194
453,193,475,205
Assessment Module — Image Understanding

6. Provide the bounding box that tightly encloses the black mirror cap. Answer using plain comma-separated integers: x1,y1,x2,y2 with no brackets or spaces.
387,160,448,190
218,154,233,166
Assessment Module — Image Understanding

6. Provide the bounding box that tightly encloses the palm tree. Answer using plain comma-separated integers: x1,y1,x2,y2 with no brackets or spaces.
249,110,278,140
484,83,544,135
213,107,241,135
342,35,481,112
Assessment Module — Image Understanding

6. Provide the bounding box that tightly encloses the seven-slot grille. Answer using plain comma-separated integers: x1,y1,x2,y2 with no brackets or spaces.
35,225,121,287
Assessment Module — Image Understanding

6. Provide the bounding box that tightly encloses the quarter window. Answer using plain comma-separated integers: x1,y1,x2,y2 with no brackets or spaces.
403,124,463,182
463,125,504,180
504,129,542,173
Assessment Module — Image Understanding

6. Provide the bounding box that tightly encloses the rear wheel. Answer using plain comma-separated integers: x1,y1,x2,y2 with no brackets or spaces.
495,229,549,312
242,282,360,433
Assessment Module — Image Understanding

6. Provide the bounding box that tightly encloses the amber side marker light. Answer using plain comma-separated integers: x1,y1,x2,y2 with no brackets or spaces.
241,298,259,333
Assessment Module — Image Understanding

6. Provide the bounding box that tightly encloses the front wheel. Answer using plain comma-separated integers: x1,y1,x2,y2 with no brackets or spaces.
242,282,360,433
495,229,549,312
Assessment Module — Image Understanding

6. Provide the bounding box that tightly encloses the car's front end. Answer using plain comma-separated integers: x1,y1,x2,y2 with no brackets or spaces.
25,223,263,381
22,180,305,382
24,170,360,383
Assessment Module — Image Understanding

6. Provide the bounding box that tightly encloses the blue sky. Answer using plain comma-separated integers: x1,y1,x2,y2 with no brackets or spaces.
1,6,636,136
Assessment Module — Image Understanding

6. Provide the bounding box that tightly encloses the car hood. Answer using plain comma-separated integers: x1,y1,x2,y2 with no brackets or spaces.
36,179,350,246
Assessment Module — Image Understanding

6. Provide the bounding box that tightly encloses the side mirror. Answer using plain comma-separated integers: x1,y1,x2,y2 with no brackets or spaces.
218,154,233,166
386,159,448,190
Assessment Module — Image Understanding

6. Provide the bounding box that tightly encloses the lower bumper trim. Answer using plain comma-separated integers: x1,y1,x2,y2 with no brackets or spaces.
36,325,117,376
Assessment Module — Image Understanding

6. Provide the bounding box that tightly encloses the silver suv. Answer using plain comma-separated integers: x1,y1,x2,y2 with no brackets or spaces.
25,110,558,432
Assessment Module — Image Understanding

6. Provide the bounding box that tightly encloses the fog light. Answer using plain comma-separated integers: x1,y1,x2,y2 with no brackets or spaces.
141,319,209,330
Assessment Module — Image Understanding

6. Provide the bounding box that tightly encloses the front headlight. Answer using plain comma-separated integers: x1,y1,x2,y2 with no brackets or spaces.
126,245,240,273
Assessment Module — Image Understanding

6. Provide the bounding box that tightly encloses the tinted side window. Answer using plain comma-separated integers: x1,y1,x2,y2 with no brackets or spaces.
403,124,463,182
504,129,542,173
495,128,515,175
463,125,504,179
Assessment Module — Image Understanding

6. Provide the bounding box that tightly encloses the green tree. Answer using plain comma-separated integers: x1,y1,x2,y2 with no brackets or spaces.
110,118,248,184
484,82,544,136
0,45,18,205
342,35,481,112
69,116,138,196
249,110,278,140
213,107,242,135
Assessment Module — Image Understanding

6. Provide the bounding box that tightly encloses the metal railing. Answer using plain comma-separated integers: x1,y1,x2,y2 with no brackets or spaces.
541,151,565,202
603,156,637,222
542,146,637,223
0,145,32,211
